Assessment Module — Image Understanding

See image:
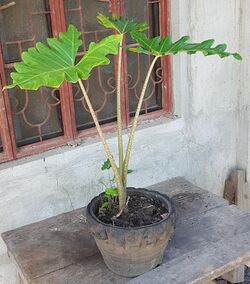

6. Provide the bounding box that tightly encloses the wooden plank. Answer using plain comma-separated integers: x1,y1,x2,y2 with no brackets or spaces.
245,260,250,267
2,178,228,282
223,170,249,282
223,179,236,204
2,208,98,281
128,231,250,284
224,169,250,212
2,178,250,284
16,272,23,284
33,253,128,284
222,265,245,283
149,178,228,221
234,170,250,212
164,205,250,261
13,201,250,283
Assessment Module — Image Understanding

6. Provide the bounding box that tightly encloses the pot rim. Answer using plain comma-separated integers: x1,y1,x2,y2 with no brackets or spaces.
86,187,175,230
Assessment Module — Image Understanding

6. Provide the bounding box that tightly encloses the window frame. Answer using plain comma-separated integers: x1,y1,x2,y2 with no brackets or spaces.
0,0,171,163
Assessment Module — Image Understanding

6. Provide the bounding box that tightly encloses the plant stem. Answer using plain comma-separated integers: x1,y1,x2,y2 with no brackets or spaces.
122,56,160,186
78,79,126,210
117,36,124,181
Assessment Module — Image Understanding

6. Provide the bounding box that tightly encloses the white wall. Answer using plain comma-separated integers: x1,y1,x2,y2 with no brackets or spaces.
0,1,247,282
180,0,241,194
236,0,250,178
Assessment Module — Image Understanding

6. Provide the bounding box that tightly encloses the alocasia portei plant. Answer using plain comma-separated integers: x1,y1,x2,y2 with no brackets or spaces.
4,14,242,212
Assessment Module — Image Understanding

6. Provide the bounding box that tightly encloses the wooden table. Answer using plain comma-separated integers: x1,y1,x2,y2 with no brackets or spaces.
3,177,250,284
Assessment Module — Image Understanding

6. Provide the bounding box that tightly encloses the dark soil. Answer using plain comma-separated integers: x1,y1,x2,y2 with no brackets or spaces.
96,192,169,228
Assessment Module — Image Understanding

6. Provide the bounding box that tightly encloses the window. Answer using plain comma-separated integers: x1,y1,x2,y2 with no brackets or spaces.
0,0,171,163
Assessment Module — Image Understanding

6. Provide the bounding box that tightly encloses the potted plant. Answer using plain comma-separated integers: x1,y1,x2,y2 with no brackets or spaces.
4,13,241,277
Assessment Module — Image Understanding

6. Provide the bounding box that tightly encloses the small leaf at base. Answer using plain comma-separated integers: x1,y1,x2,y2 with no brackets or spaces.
105,187,118,197
101,159,111,171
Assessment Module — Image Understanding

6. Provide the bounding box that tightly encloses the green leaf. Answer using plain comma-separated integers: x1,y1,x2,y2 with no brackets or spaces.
127,47,151,56
4,25,121,90
105,187,118,197
4,25,82,90
127,169,133,174
130,31,242,60
101,201,109,208
97,13,147,34
76,34,121,80
101,159,111,171
233,53,242,60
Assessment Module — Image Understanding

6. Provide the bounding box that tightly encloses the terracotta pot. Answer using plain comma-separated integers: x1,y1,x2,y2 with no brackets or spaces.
86,188,175,277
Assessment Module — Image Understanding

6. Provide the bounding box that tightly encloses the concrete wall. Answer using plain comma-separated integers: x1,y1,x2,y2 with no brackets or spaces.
180,0,241,194
236,0,250,178
0,1,246,282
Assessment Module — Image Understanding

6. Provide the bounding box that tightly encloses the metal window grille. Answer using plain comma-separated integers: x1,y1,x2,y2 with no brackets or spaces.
0,0,171,163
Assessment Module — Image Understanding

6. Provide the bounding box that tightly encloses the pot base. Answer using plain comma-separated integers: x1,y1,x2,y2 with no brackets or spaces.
103,251,164,277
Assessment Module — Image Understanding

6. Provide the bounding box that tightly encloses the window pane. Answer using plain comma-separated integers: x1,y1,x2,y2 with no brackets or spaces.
64,0,117,130
0,0,63,146
124,0,163,116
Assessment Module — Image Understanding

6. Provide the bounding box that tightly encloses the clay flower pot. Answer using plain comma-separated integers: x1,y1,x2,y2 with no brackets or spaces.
86,188,175,277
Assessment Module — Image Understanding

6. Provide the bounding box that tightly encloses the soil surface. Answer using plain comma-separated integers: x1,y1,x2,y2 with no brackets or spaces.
96,192,169,227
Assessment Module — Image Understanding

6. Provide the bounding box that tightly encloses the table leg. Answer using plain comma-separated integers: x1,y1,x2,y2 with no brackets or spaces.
221,265,245,283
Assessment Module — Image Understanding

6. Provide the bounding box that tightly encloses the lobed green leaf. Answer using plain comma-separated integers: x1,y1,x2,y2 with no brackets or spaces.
4,25,121,90
76,34,121,80
130,31,242,60
5,25,82,90
97,13,147,34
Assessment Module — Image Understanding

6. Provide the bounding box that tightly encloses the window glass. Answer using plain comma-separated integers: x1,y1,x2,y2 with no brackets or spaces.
0,0,168,161
0,0,63,146
124,0,163,116
64,0,117,130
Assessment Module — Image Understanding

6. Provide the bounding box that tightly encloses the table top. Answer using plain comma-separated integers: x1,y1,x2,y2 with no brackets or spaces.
3,177,250,284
